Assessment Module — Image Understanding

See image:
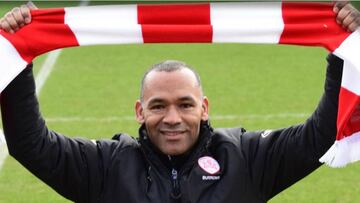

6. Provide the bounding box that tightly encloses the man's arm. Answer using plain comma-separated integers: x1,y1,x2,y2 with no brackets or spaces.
0,5,104,202
242,54,343,200
243,3,360,200
1,65,103,202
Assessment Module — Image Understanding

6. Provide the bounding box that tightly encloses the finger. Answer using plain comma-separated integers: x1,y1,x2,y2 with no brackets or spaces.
12,7,25,27
26,1,38,9
334,1,349,13
349,15,360,32
5,12,20,31
336,5,351,24
1,20,14,33
342,10,356,27
20,4,31,24
347,21,359,32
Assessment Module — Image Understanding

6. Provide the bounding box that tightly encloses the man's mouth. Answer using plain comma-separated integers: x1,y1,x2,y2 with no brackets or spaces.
160,130,186,140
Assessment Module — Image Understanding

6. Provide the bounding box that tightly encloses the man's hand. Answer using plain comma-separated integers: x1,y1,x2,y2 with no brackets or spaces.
0,2,37,34
334,1,360,32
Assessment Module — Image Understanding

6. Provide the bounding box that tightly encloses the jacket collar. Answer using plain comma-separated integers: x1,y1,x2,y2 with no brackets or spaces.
138,121,214,174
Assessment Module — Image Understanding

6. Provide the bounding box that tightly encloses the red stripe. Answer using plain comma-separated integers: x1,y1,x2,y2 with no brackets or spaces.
337,87,360,140
1,8,79,63
141,25,212,43
280,2,350,52
138,4,210,25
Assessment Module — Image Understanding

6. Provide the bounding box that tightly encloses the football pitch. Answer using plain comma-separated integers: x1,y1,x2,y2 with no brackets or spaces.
1,1,360,202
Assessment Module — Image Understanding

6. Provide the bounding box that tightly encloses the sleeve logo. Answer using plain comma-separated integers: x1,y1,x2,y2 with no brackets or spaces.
261,130,272,138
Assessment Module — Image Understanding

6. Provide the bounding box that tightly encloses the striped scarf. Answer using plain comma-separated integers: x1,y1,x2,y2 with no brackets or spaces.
0,2,359,167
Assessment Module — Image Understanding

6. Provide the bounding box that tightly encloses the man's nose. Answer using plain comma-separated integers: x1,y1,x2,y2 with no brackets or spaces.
163,106,182,125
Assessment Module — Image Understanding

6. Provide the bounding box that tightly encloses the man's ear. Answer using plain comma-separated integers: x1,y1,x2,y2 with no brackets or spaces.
201,97,209,121
135,100,145,124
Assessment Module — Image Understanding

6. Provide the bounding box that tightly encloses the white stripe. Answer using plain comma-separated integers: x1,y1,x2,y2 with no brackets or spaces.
339,61,360,95
210,2,284,43
0,35,28,93
334,29,360,95
44,113,309,123
320,131,360,167
35,0,90,94
64,5,143,46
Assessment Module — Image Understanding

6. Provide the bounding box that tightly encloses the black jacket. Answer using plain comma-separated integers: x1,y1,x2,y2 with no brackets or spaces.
0,54,342,203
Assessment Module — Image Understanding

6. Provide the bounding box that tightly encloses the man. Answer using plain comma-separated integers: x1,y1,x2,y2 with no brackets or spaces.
1,2,360,203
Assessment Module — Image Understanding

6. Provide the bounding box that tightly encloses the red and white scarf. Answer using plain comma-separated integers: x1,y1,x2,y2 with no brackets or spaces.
1,2,360,167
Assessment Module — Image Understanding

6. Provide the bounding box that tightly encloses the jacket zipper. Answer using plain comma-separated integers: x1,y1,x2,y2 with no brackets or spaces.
168,155,181,199
171,168,181,199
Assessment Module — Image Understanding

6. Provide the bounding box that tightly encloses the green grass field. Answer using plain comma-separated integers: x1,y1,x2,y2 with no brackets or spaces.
1,1,360,202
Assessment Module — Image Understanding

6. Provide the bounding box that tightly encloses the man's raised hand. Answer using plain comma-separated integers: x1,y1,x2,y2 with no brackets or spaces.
334,1,360,32
0,2,37,33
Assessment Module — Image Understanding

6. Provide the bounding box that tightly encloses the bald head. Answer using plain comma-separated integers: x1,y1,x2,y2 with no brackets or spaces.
140,60,203,104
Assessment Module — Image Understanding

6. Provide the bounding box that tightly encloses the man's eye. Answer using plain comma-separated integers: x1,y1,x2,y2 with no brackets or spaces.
150,105,164,110
180,103,194,109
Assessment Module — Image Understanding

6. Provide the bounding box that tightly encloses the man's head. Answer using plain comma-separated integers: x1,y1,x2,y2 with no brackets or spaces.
135,60,209,156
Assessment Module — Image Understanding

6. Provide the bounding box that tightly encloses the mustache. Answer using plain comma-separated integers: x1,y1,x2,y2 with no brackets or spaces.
159,125,188,132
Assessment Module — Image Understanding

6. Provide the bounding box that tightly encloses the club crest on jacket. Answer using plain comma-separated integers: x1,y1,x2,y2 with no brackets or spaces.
198,156,220,175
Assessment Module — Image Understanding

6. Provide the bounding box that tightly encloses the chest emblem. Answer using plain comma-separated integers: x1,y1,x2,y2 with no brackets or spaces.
198,156,220,175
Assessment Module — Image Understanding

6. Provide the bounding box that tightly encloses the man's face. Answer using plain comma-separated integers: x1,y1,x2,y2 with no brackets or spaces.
135,68,209,156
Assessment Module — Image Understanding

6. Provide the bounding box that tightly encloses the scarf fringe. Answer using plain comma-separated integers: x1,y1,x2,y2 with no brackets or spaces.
320,132,360,167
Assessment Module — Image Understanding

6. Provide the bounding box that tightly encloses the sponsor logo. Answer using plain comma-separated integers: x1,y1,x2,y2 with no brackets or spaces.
198,156,220,175
202,175,220,180
261,130,272,138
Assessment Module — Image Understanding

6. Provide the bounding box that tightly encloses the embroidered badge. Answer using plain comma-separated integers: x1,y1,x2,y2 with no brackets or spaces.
198,156,220,175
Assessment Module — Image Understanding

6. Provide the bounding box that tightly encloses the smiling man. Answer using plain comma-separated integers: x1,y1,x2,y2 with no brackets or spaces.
1,2,360,203
136,61,209,156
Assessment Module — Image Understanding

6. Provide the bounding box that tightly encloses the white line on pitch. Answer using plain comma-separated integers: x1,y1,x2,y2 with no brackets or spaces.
35,50,62,94
44,113,309,123
0,129,6,171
